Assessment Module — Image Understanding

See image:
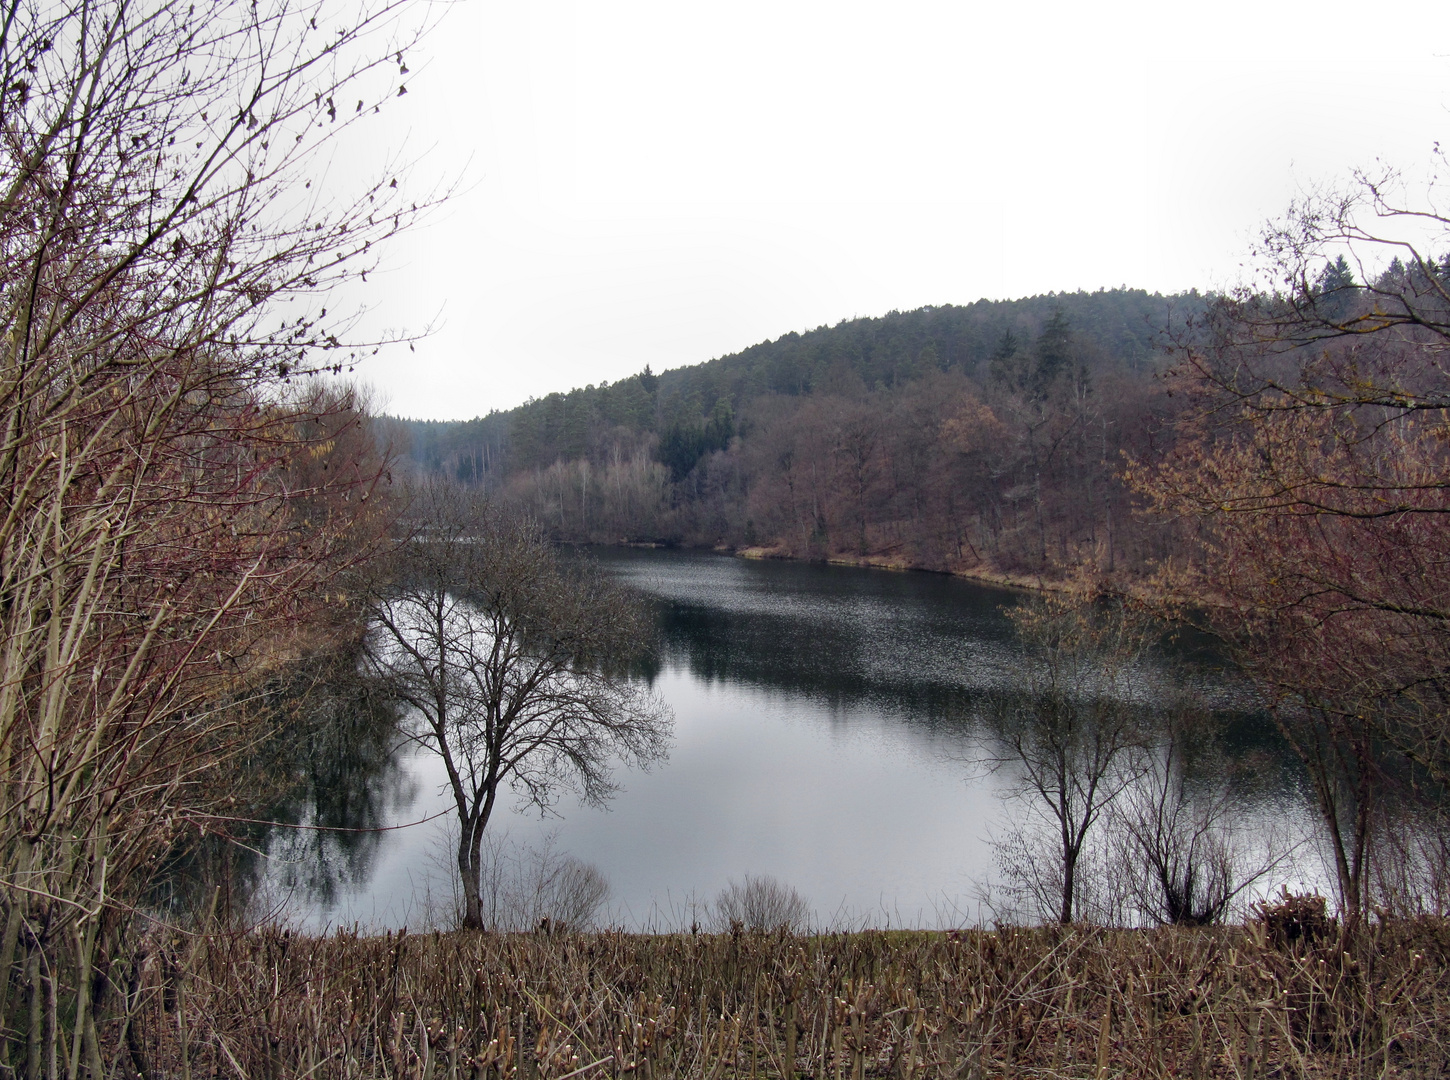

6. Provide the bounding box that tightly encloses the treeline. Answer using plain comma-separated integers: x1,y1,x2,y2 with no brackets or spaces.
398,289,1204,581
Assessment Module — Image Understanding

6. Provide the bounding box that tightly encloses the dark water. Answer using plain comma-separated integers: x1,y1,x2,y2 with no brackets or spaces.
267,548,1296,930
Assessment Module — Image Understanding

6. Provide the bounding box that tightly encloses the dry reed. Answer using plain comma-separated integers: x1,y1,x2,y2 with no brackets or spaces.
103,913,1450,1079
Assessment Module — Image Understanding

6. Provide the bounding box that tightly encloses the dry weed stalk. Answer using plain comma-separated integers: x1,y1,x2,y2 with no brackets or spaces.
107,914,1450,1079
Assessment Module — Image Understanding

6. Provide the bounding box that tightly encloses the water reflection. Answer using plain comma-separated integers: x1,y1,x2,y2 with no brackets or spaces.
612,549,1025,705
153,643,414,920
264,548,1297,929
259,648,417,909
601,547,1268,730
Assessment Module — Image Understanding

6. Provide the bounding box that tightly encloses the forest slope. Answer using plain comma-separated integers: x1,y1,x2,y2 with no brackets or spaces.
397,289,1205,582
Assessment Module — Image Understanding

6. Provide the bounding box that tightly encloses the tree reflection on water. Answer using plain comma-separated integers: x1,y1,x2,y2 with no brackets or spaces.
150,638,415,921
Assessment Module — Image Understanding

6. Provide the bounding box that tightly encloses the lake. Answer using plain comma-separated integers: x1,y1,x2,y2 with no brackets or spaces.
265,547,1299,930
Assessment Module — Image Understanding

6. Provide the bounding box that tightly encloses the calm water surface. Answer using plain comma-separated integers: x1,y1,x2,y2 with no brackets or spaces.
269,548,1280,930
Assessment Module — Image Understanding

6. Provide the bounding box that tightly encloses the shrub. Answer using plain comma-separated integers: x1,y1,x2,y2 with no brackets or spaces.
713,874,811,933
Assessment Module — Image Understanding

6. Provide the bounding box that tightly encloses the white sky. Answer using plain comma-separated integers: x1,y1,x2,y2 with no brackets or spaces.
349,0,1450,420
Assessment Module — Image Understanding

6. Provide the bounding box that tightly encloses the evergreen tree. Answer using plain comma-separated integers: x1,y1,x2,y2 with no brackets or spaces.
988,329,1026,392
1032,310,1074,400
1314,254,1356,295
1313,255,1359,323
705,399,735,450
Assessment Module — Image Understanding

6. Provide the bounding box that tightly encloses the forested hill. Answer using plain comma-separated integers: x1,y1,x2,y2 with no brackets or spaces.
395,288,1206,582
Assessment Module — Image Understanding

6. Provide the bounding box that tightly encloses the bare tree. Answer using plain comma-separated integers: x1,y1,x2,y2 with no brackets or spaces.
424,829,612,932
497,833,611,932
363,481,672,930
1109,710,1293,926
1370,804,1450,917
985,593,1151,924
0,1,439,1070
1128,159,1450,921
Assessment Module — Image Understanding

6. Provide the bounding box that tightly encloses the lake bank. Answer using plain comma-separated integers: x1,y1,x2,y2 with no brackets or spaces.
606,537,1066,591
735,542,1053,592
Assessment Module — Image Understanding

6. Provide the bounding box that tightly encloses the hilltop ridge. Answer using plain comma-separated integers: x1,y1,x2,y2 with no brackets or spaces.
393,288,1202,583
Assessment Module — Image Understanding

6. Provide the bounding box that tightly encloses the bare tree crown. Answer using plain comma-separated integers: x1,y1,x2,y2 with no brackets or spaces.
364,482,672,929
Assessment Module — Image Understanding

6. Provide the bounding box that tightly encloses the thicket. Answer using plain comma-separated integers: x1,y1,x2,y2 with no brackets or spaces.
0,0,433,1073
1130,182,1450,928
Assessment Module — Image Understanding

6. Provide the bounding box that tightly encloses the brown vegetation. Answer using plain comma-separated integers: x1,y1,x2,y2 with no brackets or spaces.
0,0,432,1073
495,364,1174,588
1129,194,1450,925
108,908,1449,1079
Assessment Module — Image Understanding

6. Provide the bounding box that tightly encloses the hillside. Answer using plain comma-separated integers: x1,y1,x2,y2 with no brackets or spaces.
396,289,1206,582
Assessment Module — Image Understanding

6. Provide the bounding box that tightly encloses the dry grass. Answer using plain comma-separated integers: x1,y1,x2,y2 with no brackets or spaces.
103,912,1450,1080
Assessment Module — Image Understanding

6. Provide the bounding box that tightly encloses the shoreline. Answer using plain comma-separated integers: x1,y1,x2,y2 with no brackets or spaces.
731,543,1086,594
594,538,1195,609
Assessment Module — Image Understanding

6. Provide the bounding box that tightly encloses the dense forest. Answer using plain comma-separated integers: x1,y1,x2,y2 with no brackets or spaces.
397,289,1205,583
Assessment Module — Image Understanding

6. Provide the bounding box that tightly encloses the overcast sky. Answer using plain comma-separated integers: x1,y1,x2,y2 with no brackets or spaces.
352,0,1450,420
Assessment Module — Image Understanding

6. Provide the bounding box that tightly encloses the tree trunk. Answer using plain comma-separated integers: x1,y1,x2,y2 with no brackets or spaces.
1060,853,1076,924
458,826,483,931
457,791,497,931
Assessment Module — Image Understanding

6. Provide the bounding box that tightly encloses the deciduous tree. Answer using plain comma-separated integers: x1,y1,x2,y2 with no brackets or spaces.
0,0,434,1070
1130,164,1450,918
363,482,671,930
986,593,1152,924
